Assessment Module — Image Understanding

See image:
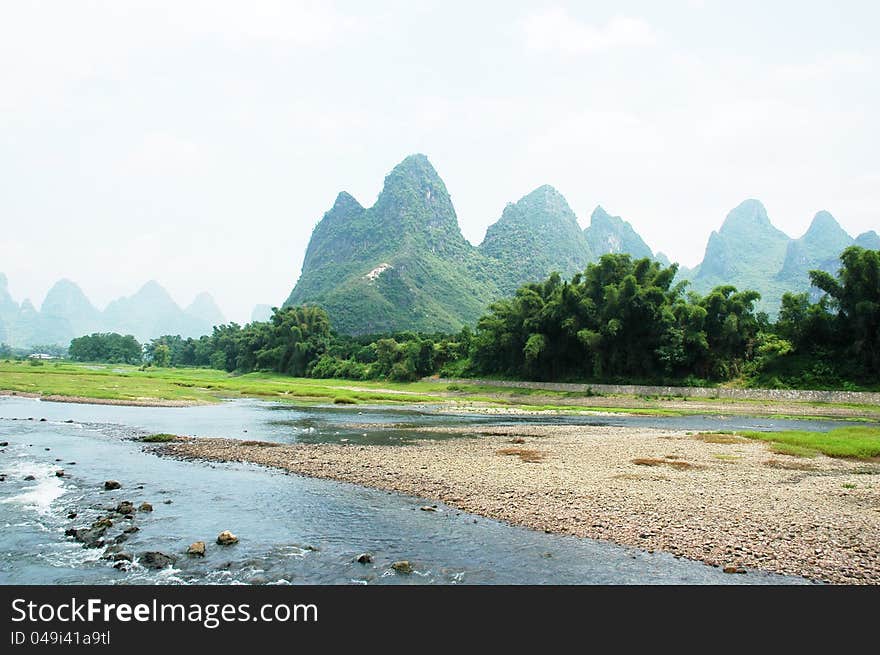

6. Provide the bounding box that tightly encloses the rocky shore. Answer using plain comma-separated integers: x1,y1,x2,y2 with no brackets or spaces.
159,425,880,584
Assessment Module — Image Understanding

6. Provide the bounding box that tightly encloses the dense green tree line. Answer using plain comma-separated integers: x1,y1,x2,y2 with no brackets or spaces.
67,247,879,389
69,333,142,364
470,247,878,386
141,306,470,382
471,255,764,382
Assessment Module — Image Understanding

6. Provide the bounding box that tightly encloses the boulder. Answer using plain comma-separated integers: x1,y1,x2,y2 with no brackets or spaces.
55,470,65,477
138,502,153,512
420,505,438,512
140,551,177,570
216,530,239,546
186,541,206,557
102,544,123,558
71,526,107,548
24,475,36,481
104,480,122,490
123,526,140,534
723,565,747,574
391,560,413,574
356,553,373,564
67,512,77,519
115,501,135,515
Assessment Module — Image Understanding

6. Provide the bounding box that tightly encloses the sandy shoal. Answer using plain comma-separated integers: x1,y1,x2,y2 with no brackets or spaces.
159,424,880,584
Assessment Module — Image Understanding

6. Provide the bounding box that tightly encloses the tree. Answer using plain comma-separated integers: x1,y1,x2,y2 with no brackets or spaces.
152,344,171,368
810,246,880,374
69,333,142,364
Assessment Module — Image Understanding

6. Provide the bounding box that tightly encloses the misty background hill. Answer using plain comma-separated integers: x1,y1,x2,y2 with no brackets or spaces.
0,277,225,348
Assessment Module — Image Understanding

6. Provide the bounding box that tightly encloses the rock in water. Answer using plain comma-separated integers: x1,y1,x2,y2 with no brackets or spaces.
420,505,437,512
138,502,153,512
70,526,107,548
115,501,135,515
723,565,746,574
216,530,239,546
391,560,413,574
104,480,122,490
140,552,177,570
23,475,36,481
55,470,64,477
356,553,373,564
187,541,206,557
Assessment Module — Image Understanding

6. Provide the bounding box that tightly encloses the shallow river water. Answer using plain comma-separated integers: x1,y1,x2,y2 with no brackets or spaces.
0,396,829,585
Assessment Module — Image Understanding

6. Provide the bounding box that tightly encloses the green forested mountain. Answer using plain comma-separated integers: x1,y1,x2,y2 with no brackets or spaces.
285,155,674,334
776,211,854,295
583,206,654,261
285,154,499,334
688,199,792,313
685,201,877,314
479,185,593,294
285,156,880,333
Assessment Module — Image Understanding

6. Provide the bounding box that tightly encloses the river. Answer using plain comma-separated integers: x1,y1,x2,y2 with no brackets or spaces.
0,396,828,585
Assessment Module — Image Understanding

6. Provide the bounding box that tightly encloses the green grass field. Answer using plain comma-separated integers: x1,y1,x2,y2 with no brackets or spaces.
0,361,451,405
0,360,687,412
0,360,876,420
740,426,880,459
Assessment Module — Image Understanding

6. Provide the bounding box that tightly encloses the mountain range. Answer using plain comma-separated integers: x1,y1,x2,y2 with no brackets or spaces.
8,154,877,346
285,154,879,333
0,277,225,348
686,200,880,311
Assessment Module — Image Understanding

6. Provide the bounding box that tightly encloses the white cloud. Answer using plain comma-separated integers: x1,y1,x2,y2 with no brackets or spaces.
775,52,872,82
0,1,364,116
522,9,658,54
121,132,207,177
529,110,665,156
165,0,363,46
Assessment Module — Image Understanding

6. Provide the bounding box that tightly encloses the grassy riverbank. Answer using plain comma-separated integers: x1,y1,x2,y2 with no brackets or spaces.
739,426,880,459
1,360,878,419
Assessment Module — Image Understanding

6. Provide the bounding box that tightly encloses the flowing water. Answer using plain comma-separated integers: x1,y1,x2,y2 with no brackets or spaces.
0,396,834,585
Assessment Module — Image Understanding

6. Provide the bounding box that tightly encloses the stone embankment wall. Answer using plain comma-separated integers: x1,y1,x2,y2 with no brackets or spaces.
431,378,880,405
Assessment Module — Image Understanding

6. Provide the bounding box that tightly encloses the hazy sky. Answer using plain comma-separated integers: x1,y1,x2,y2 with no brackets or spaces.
2,1,878,323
